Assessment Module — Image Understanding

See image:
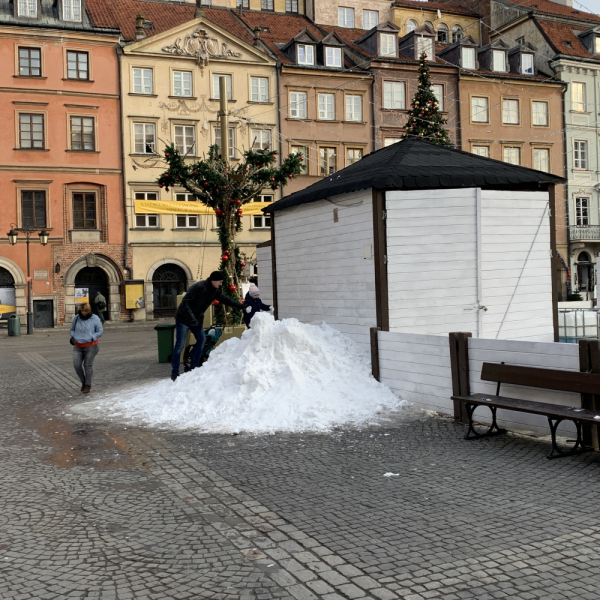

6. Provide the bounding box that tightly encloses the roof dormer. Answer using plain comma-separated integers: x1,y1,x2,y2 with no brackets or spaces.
354,22,400,59
577,27,600,56
280,29,319,66
477,39,510,73
318,31,345,69
60,0,85,23
398,23,436,61
14,0,41,19
437,35,479,70
508,42,537,75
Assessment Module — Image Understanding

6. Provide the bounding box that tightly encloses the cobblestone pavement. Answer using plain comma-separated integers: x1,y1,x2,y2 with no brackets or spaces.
1,324,600,599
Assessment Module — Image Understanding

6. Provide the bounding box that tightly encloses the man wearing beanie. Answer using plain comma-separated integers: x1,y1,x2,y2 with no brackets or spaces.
170,271,243,381
243,285,274,328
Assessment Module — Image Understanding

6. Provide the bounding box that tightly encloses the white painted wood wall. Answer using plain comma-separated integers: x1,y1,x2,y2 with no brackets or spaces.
256,244,274,306
272,190,376,352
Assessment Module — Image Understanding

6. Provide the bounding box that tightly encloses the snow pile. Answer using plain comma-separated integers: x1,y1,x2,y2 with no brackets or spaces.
78,313,404,433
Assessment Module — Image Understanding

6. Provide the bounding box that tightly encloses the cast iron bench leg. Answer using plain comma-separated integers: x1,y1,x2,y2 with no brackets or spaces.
464,403,507,440
547,418,594,460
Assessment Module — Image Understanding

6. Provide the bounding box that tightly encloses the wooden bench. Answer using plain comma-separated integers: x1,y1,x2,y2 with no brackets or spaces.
452,362,600,459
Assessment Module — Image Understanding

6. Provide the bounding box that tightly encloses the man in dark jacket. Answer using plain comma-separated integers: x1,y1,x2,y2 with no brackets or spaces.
171,271,243,380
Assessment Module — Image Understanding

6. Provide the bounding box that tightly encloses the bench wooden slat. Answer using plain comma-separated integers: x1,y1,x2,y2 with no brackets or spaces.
481,362,600,395
453,393,600,423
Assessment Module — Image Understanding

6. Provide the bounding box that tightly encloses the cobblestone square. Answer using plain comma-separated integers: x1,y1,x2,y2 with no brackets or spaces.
1,324,599,599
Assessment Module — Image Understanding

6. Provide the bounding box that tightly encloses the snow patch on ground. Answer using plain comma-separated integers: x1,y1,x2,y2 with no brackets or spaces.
75,313,405,433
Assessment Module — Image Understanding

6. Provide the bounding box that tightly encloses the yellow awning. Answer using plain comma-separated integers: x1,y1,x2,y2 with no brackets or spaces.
134,200,271,215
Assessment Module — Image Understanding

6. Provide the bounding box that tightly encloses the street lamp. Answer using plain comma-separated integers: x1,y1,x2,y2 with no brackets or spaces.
6,224,50,335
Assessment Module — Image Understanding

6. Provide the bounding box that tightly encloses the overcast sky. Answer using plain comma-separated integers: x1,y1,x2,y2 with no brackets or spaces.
571,0,600,15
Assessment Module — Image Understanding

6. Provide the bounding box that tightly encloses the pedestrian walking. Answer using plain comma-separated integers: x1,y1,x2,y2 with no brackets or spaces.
171,271,243,381
70,302,103,393
243,285,273,328
94,291,107,323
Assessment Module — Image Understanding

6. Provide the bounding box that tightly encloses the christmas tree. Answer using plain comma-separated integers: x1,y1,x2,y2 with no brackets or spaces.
158,145,303,324
404,53,452,146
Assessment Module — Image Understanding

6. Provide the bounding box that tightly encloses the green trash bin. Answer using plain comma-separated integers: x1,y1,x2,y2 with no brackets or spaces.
154,323,176,363
8,314,21,337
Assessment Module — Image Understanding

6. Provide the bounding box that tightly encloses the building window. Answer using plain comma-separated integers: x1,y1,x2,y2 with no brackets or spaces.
325,47,342,68
532,101,548,126
291,145,308,174
595,37,600,54
252,129,271,150
251,77,269,102
502,99,519,124
574,140,588,169
338,7,355,28
213,74,232,100
253,194,273,229
503,146,520,165
363,10,378,29
72,192,96,229
174,125,195,155
492,50,506,72
346,148,362,165
175,193,199,229
380,33,396,57
576,197,589,226
134,192,159,228
17,0,37,17
21,191,46,228
471,97,488,122
461,47,475,69
383,81,405,109
18,47,41,77
572,82,585,112
452,25,463,43
533,148,549,172
431,84,444,111
521,54,534,74
416,36,434,59
345,95,362,121
318,93,335,120
19,113,44,149
133,123,156,154
384,137,402,147
297,44,314,65
437,24,448,43
133,68,153,94
173,71,192,97
63,0,82,21
319,147,336,176
286,0,298,12
406,20,417,33
66,50,89,80
289,91,308,119
70,116,95,151
236,0,249,7
472,145,490,157
214,127,235,158
261,0,274,9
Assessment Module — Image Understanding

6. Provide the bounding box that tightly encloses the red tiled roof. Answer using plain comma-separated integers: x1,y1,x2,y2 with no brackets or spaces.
537,18,600,60
506,0,600,22
392,1,479,17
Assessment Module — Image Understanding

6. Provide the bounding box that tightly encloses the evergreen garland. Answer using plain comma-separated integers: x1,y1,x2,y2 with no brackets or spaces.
158,144,303,325
404,53,453,146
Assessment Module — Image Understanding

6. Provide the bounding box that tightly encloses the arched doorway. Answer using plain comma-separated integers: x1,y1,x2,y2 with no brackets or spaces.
576,252,594,296
152,263,187,318
75,267,110,320
0,267,16,320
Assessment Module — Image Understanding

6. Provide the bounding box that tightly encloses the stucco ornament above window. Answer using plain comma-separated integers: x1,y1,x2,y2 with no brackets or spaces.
161,29,242,74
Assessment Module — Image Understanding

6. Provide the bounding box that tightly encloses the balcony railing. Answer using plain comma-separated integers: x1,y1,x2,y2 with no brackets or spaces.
569,225,600,240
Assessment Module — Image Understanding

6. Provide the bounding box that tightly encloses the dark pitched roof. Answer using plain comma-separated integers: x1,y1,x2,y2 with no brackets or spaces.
265,138,565,213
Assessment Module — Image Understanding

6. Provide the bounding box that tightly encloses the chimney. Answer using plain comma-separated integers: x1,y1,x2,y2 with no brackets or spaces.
195,0,206,18
135,15,146,40
253,26,262,47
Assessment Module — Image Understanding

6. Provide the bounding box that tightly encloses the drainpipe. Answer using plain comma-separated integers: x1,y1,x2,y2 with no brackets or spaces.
372,70,377,150
276,63,283,199
117,46,130,277
456,66,462,150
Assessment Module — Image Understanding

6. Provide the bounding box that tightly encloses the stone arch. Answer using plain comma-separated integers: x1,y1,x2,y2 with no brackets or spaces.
64,254,123,322
0,257,26,321
144,258,194,320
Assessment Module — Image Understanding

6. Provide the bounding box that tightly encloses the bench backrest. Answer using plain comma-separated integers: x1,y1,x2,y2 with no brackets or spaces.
481,362,600,395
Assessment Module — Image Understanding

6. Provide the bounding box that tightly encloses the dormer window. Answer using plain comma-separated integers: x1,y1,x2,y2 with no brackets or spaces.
298,44,314,65
18,0,37,17
325,47,342,67
462,47,476,69
521,53,534,74
381,33,397,57
416,36,434,60
63,0,83,22
492,50,506,72
595,37,600,53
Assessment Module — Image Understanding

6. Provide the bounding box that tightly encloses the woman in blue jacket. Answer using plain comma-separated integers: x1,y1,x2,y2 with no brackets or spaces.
70,302,103,393
243,285,273,327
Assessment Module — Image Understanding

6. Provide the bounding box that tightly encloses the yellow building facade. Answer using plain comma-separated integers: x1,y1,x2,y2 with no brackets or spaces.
121,17,279,320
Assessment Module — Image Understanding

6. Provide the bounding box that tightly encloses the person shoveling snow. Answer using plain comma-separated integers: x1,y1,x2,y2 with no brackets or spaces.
75,313,405,434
